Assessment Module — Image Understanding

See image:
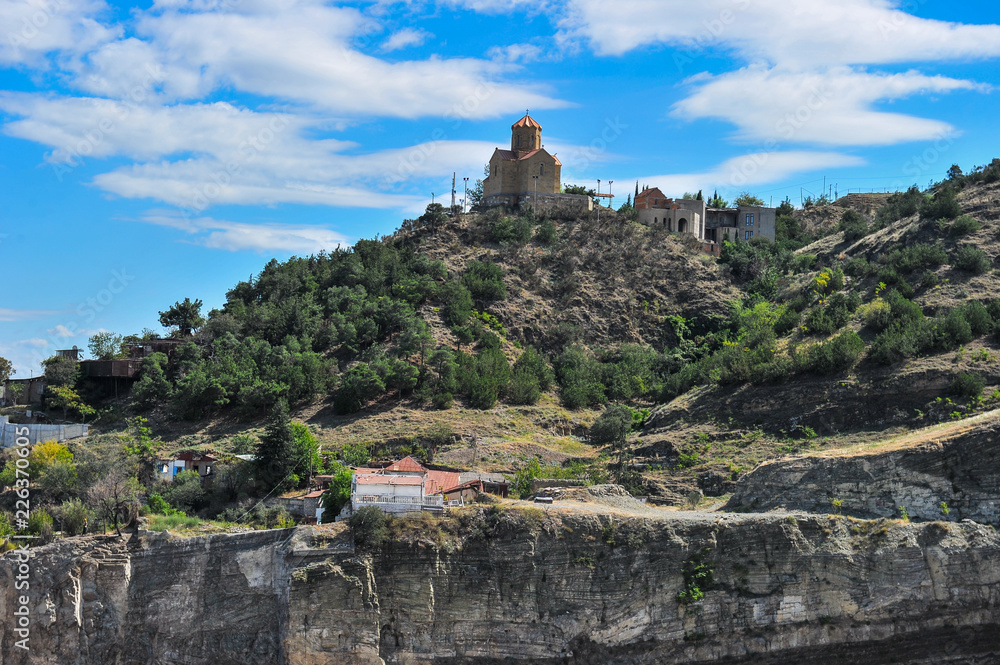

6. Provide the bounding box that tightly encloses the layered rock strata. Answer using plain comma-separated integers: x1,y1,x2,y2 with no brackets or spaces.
2,510,999,664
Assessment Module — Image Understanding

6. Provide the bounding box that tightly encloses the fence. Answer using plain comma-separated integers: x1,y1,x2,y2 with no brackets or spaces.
0,416,88,449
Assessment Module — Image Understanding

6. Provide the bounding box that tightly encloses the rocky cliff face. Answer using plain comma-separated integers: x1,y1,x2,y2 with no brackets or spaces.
3,508,1000,665
725,412,1000,525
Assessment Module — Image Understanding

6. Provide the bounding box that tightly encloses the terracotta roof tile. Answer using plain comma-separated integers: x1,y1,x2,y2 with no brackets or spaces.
385,456,427,473
356,475,423,486
511,114,542,130
424,470,461,495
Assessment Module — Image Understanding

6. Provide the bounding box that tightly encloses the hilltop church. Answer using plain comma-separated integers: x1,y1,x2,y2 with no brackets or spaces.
482,114,592,213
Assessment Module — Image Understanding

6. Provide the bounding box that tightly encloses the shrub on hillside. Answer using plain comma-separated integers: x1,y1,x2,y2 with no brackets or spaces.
535,218,557,244
774,307,801,336
839,210,869,241
920,187,961,221
950,372,985,399
462,261,507,301
961,301,993,336
874,187,923,227
947,215,981,238
350,506,389,548
488,216,532,245
952,246,990,274
806,331,866,375
844,257,874,278
884,243,947,274
935,309,974,350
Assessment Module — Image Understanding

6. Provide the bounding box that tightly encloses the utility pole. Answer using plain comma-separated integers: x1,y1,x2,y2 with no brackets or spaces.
463,177,469,213
451,172,456,213
609,180,613,211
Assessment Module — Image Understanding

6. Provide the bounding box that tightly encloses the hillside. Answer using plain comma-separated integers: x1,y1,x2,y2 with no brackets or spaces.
8,160,1000,528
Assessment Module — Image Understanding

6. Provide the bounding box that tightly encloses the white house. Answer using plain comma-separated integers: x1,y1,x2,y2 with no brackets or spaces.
347,456,449,516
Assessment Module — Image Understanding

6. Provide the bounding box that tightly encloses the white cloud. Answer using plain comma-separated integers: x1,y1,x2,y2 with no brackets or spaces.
0,0,119,67
0,307,58,322
633,151,866,196
382,28,432,52
138,213,352,253
101,0,569,117
561,0,1000,66
0,95,511,209
437,0,554,15
48,323,102,338
545,0,1000,148
672,66,978,146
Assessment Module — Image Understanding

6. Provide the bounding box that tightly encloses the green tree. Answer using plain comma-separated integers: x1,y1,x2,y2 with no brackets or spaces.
440,280,474,328
320,462,353,523
776,197,795,217
131,352,171,410
162,470,206,514
6,382,23,406
589,404,634,473
290,421,323,487
462,261,507,301
47,385,95,421
121,416,158,486
88,331,125,359
734,191,765,206
334,363,386,414
0,356,12,384
254,401,296,490
159,297,206,337
55,498,92,536
42,355,79,387
563,184,596,196
708,190,729,208
418,203,449,229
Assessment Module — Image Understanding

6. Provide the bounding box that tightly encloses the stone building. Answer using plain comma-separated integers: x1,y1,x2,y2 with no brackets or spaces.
635,187,775,243
635,188,706,238
483,114,592,213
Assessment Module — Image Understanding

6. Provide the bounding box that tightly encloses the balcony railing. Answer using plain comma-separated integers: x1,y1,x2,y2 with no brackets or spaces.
355,494,444,507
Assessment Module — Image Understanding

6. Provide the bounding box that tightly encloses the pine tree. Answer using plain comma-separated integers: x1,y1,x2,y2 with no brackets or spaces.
254,400,295,490
635,181,639,198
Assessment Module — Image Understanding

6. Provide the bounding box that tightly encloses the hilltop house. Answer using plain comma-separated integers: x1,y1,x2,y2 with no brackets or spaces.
483,114,593,214
635,188,776,243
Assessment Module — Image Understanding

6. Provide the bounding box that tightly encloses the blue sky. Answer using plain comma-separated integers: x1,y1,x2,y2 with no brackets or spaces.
2,0,1000,377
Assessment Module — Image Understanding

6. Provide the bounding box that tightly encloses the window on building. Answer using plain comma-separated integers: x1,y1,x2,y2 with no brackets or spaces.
517,135,521,147
539,164,544,176
746,213,754,226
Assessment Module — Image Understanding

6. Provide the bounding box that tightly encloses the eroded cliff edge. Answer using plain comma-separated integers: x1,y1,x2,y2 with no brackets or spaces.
2,507,999,665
